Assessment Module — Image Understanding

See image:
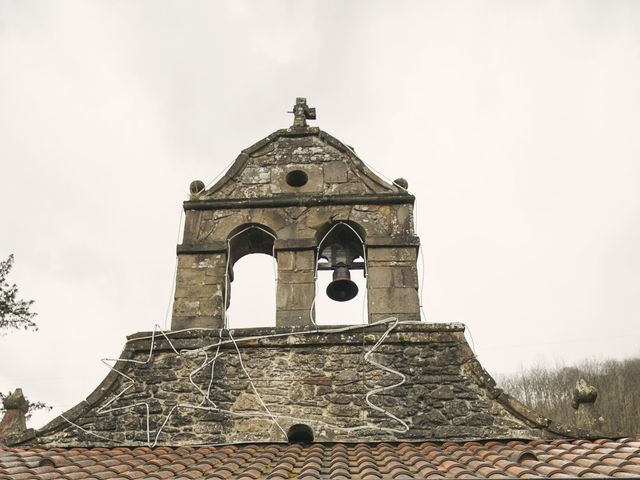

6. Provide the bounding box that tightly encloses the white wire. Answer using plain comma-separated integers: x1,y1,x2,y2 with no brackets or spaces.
96,326,179,446
311,221,368,326
58,138,432,446
344,145,425,325
465,322,477,356
164,209,185,330
227,329,288,440
418,245,429,323
413,196,419,246
363,318,409,432
340,143,413,196
61,318,420,445
60,414,114,442
204,158,238,191
361,279,368,325
223,225,277,329
203,330,223,406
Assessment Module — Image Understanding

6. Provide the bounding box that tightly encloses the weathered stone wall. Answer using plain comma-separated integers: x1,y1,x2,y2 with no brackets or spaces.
368,247,420,322
173,202,419,330
204,129,395,200
275,248,316,327
171,126,421,330
173,253,227,330
26,323,565,448
184,203,415,247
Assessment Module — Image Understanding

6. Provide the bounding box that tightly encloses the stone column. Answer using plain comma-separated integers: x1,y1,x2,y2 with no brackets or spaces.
366,246,420,323
276,248,316,327
572,379,608,433
171,252,228,330
0,389,28,441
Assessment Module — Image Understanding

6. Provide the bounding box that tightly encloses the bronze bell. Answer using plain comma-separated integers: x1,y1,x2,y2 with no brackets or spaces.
326,266,359,302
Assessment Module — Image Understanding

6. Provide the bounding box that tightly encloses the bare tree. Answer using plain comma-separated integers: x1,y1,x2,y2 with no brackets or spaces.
498,357,640,435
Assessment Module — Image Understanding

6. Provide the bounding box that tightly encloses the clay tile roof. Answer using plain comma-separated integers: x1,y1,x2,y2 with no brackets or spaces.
2,437,640,479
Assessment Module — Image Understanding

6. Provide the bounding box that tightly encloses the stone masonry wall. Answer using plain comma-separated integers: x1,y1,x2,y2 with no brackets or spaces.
204,129,396,200
173,202,419,330
172,126,420,330
27,323,566,448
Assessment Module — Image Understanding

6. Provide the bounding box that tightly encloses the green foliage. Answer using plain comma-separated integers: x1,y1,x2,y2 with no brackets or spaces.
498,357,640,435
0,391,52,421
0,254,50,421
0,254,37,332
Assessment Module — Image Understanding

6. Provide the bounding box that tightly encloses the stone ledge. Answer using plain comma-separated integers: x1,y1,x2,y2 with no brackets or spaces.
184,193,415,211
366,236,420,247
121,322,466,355
177,242,227,254
176,237,420,254
126,322,465,342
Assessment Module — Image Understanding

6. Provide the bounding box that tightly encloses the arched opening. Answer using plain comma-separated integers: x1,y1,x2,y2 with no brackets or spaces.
225,225,277,328
315,222,367,325
287,424,314,444
227,224,276,267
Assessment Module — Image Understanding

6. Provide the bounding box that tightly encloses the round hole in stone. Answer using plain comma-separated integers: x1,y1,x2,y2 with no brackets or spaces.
287,423,314,444
286,170,308,187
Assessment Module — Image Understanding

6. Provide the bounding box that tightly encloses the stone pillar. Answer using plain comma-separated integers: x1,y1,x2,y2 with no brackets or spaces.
171,252,227,330
366,246,420,323
0,389,28,441
572,379,608,433
276,248,316,327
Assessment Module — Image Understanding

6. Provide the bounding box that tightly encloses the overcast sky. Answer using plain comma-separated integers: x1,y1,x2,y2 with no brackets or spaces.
1,1,639,429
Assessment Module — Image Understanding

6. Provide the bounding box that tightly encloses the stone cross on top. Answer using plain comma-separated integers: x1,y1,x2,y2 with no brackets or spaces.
290,97,316,127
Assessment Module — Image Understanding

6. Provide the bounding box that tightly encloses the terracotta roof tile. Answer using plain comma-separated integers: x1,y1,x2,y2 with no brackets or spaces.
122,471,147,479
90,471,116,479
66,473,91,480
2,437,640,479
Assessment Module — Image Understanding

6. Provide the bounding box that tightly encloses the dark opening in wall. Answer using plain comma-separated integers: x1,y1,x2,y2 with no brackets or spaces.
316,221,367,324
286,170,308,187
316,266,366,325
287,424,314,444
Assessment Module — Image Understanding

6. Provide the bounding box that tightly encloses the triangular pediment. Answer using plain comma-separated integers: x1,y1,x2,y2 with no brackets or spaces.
198,127,405,200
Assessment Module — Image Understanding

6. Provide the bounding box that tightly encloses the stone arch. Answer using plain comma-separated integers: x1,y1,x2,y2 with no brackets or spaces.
316,221,367,274
199,212,278,244
315,220,367,248
225,224,278,327
227,223,277,270
314,221,368,324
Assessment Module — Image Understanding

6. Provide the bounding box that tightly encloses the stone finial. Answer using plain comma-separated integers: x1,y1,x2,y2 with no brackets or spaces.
290,97,316,128
189,180,205,199
0,388,29,440
394,178,409,190
572,378,597,408
572,379,607,432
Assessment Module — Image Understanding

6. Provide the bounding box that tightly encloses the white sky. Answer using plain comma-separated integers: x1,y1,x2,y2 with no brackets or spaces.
1,1,639,429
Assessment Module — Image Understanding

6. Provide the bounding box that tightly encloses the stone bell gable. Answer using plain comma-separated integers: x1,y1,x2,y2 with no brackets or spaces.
3,98,607,452
174,98,420,330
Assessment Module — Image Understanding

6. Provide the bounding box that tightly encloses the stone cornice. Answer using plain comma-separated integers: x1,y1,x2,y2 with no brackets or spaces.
183,193,415,211
175,236,421,255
